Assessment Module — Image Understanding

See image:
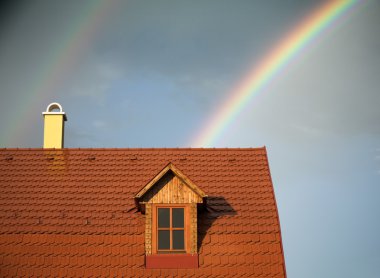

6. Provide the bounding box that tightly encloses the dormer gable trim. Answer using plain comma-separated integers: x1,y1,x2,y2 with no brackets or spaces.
134,162,207,202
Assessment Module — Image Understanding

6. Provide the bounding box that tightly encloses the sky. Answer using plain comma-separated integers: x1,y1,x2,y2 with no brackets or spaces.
0,0,379,277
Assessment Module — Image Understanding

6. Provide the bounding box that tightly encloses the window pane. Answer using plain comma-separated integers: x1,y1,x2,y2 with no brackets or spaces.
172,230,184,250
172,208,184,228
158,230,170,250
158,208,170,228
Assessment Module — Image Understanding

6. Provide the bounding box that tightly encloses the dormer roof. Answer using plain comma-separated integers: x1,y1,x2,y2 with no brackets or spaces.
134,162,207,208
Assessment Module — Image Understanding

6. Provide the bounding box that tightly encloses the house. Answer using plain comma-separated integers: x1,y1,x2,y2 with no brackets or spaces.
0,103,286,277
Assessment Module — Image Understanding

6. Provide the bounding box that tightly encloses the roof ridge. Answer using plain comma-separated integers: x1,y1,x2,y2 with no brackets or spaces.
0,147,266,151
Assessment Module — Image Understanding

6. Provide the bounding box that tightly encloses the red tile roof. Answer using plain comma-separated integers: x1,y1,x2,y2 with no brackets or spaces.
0,147,286,277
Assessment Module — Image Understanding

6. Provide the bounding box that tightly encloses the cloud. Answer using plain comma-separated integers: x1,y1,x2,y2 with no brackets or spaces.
92,120,106,129
67,61,124,104
375,149,380,175
65,125,98,147
289,123,325,137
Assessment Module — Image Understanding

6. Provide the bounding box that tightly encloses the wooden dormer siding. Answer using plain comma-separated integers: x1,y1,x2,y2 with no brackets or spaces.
139,172,203,204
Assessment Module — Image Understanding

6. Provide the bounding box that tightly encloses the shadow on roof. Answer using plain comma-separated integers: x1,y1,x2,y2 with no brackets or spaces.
197,196,236,252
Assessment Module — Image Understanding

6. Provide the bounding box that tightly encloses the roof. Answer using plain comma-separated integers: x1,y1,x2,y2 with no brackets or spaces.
0,147,286,277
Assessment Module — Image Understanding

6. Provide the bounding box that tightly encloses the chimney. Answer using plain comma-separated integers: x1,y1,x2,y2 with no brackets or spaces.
42,102,67,149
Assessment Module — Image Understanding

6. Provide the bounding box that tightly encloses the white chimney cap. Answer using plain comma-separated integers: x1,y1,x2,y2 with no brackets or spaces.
42,102,67,120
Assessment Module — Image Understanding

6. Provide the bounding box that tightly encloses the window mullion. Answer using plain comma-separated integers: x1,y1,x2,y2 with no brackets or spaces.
169,208,172,251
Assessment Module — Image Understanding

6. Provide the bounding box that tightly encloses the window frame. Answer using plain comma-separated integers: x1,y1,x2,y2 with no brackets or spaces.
152,204,190,254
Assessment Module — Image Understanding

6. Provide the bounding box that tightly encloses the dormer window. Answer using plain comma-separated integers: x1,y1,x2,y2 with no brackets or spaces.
156,206,185,252
134,163,207,269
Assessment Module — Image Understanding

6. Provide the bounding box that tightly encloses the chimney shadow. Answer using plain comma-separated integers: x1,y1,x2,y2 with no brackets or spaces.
197,196,237,252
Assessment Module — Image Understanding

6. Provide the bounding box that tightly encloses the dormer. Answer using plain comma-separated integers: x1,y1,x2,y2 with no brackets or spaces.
134,163,207,269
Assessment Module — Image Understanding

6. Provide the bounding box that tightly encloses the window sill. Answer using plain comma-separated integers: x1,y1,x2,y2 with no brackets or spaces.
146,254,198,269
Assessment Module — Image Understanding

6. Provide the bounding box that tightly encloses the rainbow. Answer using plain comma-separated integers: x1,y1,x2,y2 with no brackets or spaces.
191,0,358,147
3,0,117,146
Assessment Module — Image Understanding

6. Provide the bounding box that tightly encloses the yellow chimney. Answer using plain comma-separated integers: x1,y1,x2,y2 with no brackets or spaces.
42,102,67,149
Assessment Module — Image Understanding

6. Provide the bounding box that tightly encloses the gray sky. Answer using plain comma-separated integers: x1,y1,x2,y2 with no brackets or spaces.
1,1,379,277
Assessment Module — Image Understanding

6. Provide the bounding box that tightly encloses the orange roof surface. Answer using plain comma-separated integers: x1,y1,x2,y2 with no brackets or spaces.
0,148,286,277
